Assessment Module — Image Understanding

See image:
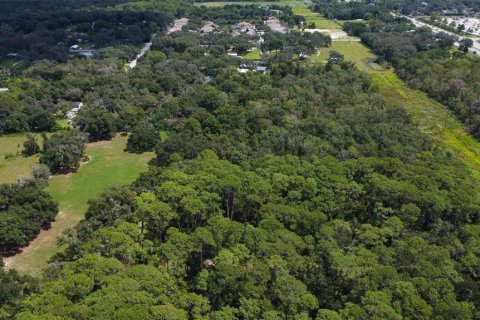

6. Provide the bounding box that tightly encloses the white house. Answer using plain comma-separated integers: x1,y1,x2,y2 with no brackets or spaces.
66,101,83,120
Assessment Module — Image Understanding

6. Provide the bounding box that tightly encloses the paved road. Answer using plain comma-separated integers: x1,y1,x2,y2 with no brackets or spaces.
397,14,480,53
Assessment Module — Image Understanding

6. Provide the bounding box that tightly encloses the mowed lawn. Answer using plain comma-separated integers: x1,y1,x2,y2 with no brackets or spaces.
310,42,379,71
0,134,43,184
243,48,262,60
4,134,153,276
293,8,342,28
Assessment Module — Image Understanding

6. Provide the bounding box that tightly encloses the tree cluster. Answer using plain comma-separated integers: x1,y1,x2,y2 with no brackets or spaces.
13,34,480,319
0,182,58,254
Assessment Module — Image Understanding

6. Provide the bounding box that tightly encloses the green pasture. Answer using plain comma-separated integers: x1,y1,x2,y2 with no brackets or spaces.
243,48,262,60
5,135,153,276
0,134,44,184
293,8,342,28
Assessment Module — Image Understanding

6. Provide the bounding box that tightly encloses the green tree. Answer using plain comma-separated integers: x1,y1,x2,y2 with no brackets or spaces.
134,192,175,240
75,107,116,141
126,122,159,153
22,135,40,156
40,130,86,174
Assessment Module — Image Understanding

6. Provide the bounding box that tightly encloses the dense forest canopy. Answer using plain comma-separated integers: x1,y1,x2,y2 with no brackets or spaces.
1,0,480,319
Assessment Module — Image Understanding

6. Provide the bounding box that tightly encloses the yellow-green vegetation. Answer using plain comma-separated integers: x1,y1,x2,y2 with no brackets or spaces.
331,41,378,71
310,42,381,70
371,71,480,179
55,119,72,130
293,8,342,28
243,48,262,60
0,134,43,184
4,135,153,276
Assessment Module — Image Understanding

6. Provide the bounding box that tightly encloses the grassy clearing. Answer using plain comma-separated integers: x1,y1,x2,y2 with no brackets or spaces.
310,38,480,178
0,134,44,184
4,135,153,276
55,119,72,130
243,48,262,60
328,40,480,178
293,8,342,28
371,72,480,179
331,41,378,71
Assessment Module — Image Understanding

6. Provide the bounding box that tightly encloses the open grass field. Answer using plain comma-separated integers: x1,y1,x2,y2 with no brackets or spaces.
243,48,262,60
331,41,378,71
0,133,44,184
4,135,153,276
293,8,342,28
310,41,381,70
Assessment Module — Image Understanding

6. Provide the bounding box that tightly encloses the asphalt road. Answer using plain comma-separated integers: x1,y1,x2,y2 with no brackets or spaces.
396,14,480,54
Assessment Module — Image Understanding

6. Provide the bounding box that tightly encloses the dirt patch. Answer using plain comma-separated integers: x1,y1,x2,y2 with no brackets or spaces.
201,21,218,33
167,18,189,34
233,21,257,36
266,16,288,33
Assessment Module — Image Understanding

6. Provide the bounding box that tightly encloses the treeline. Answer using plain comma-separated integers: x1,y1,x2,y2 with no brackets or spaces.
1,0,138,14
191,4,305,29
0,0,184,61
313,1,382,20
0,180,58,254
375,0,480,15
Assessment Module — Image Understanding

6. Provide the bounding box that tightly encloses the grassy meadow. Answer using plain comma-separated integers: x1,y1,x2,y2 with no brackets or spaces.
0,133,44,184
4,135,153,276
243,48,262,60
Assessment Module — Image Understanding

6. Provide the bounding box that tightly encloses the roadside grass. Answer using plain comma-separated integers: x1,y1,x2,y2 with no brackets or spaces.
4,135,153,276
243,48,262,60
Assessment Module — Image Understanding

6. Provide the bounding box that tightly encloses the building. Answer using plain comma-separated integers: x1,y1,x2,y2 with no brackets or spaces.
256,65,267,73
66,101,84,120
299,53,309,60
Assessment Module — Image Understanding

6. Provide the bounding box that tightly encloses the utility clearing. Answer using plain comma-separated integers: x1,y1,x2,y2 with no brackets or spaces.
325,40,480,179
289,6,480,179
4,135,153,276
